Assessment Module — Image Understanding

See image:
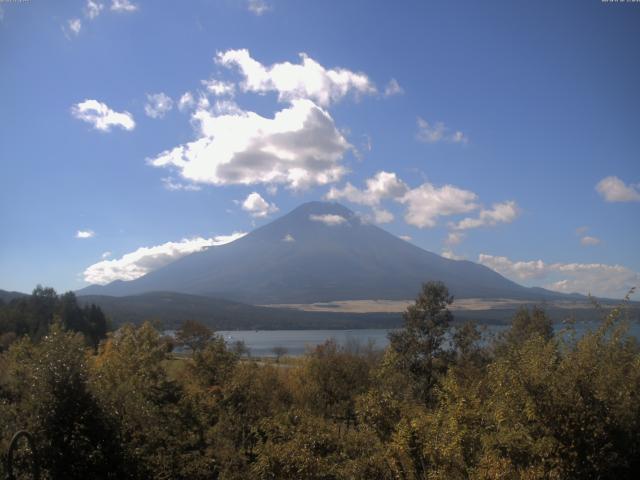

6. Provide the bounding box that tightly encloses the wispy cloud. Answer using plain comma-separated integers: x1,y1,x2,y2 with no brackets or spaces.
309,214,347,226
478,253,639,298
111,0,138,13
384,78,404,97
580,236,601,246
247,0,271,16
83,232,246,284
145,92,174,119
416,117,468,144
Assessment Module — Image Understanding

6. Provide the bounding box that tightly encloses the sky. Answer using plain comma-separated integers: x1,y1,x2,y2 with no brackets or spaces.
1,0,639,299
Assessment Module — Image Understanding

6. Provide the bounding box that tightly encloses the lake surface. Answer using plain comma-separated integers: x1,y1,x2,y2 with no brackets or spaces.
214,321,640,357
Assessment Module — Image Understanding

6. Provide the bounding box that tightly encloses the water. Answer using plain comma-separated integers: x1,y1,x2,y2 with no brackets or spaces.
212,321,640,357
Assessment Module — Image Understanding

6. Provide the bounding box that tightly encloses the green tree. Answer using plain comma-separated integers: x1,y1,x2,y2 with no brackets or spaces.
1,324,128,479
176,320,214,353
388,281,454,404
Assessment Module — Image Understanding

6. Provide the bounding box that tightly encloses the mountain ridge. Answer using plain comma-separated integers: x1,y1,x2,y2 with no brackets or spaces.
77,201,577,304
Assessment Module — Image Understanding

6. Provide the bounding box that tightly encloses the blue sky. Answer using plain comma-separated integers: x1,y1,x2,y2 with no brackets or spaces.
1,0,639,298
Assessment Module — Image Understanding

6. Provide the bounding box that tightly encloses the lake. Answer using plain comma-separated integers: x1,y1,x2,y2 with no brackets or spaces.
212,321,640,357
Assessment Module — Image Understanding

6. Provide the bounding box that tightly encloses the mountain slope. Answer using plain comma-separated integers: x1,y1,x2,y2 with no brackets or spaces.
78,201,569,304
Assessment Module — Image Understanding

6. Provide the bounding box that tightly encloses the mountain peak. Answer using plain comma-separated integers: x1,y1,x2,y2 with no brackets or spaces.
289,201,355,218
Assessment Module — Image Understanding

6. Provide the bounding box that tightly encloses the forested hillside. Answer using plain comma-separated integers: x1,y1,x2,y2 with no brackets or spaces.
1,282,639,479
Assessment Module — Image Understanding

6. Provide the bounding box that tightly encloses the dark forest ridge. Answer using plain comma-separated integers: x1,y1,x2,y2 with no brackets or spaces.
78,202,581,304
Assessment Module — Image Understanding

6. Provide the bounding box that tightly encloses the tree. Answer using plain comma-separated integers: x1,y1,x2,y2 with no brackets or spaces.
272,346,288,363
1,324,128,479
502,305,553,348
388,281,453,404
176,320,213,353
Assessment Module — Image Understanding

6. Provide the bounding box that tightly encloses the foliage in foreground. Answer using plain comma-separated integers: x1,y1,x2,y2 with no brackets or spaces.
1,282,639,479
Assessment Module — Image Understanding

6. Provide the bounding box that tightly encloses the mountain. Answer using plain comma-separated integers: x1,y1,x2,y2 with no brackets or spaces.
0,289,28,304
78,201,571,304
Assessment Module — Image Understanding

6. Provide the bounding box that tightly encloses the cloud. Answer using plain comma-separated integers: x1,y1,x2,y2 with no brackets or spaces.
445,231,465,246
384,78,404,97
309,214,347,226
85,0,104,20
442,249,465,260
247,0,271,15
400,183,478,228
478,253,639,298
241,192,279,218
372,208,394,224
111,0,138,12
71,99,135,132
217,49,376,107
202,78,235,97
595,176,640,202
177,92,195,111
416,117,468,144
76,230,95,239
326,171,408,206
328,171,519,231
282,233,295,242
161,177,201,192
83,232,246,285
580,236,601,246
101,251,112,259
452,201,520,230
144,92,174,119
67,18,82,35
399,235,412,242
148,98,350,189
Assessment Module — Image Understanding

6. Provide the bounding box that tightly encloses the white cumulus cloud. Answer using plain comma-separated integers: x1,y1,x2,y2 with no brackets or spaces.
416,117,468,144
309,214,347,226
145,92,174,119
327,171,408,206
478,253,639,299
241,192,279,218
400,183,478,228
148,99,350,190
595,176,640,202
71,99,135,132
217,49,376,107
83,232,246,285
453,201,520,230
